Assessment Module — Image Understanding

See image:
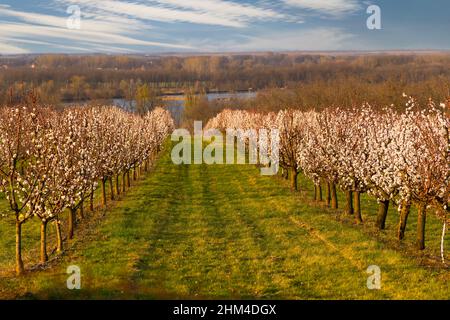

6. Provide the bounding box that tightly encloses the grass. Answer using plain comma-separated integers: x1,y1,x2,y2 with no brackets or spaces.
0,143,448,299
296,174,449,265
0,173,127,274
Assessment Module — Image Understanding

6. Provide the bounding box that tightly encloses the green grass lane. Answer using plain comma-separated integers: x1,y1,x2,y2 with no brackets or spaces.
0,145,448,299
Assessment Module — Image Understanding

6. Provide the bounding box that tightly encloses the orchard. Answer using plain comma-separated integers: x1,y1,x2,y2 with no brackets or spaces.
206,96,449,259
0,104,174,275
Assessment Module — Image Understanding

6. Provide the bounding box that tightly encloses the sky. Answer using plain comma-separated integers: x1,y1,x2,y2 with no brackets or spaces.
0,0,449,54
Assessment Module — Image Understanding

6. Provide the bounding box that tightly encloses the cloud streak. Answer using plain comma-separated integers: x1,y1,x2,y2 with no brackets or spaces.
0,0,292,54
0,3,195,54
194,27,355,52
0,0,363,54
55,0,285,28
283,0,361,16
0,22,193,51
0,42,28,54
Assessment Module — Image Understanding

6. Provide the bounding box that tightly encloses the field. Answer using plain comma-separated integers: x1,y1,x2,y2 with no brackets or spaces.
1,0,450,305
0,143,448,300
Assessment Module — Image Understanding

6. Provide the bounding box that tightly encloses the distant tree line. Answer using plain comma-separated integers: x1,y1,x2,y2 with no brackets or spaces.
1,53,450,106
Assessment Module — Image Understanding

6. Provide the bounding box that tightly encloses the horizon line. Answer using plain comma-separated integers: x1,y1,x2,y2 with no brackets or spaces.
2,49,450,57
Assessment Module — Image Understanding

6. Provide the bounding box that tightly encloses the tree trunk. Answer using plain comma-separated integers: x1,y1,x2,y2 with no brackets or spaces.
144,160,148,172
289,168,298,191
90,185,94,212
331,183,338,209
417,203,427,250
346,190,354,216
353,191,363,224
122,172,126,193
79,200,84,219
55,218,63,253
116,174,120,196
127,171,131,188
101,178,107,207
282,167,288,180
15,220,24,275
326,182,331,207
376,200,389,230
109,176,115,201
133,168,137,181
68,208,76,240
314,184,323,201
40,220,48,263
397,200,411,240
441,222,447,264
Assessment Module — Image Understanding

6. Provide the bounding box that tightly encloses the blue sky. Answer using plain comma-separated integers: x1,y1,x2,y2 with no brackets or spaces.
0,0,449,54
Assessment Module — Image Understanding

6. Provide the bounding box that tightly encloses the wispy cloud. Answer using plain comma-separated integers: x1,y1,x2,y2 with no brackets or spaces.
55,0,284,28
0,42,29,54
0,22,192,51
154,0,283,21
0,3,194,53
0,5,144,33
283,0,361,16
0,0,364,54
197,27,355,52
0,1,292,54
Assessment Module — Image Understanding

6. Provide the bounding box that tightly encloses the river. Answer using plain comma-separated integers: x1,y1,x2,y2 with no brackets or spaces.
113,91,257,124
63,91,257,125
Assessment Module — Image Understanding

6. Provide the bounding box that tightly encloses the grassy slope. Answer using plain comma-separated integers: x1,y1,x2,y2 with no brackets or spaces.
0,146,448,299
0,192,42,272
0,176,118,274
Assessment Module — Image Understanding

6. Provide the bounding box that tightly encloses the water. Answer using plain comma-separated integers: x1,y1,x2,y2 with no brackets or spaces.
63,92,256,125
113,91,257,125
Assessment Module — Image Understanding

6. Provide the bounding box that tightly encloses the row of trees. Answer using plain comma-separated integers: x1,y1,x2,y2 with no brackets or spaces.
0,105,174,275
2,53,450,105
206,97,449,255
1,77,164,112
